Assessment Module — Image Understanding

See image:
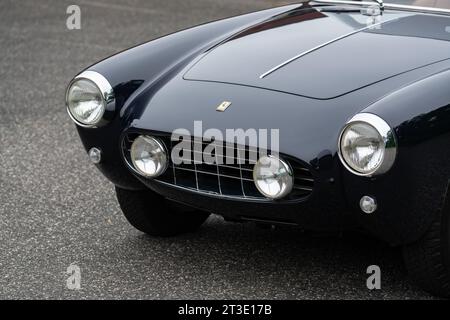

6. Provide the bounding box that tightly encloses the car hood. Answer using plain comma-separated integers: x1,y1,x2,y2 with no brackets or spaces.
184,6,450,99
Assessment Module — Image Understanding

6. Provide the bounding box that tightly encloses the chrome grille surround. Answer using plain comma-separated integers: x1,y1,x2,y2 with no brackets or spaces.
122,133,314,201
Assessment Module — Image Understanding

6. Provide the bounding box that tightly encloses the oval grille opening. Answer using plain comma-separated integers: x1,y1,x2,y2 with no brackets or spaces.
122,133,314,201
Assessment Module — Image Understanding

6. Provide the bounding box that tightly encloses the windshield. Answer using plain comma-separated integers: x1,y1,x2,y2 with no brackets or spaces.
375,0,450,9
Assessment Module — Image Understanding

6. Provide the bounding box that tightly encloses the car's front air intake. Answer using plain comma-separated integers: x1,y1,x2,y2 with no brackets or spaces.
122,133,314,201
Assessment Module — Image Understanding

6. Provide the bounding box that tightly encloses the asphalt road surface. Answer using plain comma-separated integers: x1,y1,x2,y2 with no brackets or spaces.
0,0,435,299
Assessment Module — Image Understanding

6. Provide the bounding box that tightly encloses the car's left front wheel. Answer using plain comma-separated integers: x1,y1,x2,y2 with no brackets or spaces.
115,186,210,237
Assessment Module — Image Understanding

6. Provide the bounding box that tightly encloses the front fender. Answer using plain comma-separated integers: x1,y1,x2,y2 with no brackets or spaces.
87,4,300,110
73,4,300,190
343,69,450,245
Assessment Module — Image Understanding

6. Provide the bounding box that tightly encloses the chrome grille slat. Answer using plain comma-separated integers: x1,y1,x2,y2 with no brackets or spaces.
169,166,254,182
237,148,246,197
218,164,253,172
292,166,310,172
191,149,251,164
170,138,177,185
193,138,200,191
200,140,252,153
214,141,223,195
122,134,315,201
293,186,314,192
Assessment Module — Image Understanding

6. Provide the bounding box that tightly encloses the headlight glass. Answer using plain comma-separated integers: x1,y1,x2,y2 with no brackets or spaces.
130,136,168,178
340,122,385,175
67,79,105,126
253,155,293,199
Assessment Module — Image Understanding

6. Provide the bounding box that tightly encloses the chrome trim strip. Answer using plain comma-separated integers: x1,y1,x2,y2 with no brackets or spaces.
259,17,399,79
384,3,450,14
313,0,450,15
154,179,274,203
337,113,397,177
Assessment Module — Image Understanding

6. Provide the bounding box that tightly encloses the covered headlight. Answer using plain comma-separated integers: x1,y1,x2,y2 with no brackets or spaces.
253,155,293,199
130,136,168,178
66,71,114,127
339,113,397,177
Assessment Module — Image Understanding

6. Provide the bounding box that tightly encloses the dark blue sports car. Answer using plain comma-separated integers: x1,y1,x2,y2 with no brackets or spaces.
66,0,450,297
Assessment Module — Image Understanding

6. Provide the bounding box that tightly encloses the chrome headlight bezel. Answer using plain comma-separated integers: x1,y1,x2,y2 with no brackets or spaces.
65,71,115,128
338,113,397,177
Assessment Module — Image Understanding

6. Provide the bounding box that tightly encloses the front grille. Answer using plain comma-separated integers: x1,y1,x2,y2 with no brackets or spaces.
122,133,314,201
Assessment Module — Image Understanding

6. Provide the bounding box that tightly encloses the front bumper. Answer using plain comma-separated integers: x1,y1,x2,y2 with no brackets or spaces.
78,122,449,246
140,170,350,231
119,129,351,231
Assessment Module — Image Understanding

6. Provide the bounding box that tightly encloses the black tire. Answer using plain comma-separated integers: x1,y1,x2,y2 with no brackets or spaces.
403,191,450,298
115,186,210,237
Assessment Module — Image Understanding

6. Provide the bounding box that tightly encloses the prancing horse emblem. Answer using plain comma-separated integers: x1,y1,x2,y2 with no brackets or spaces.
216,101,232,112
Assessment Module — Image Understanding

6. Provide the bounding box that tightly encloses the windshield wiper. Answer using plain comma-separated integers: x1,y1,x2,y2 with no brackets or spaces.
314,0,386,14
314,1,385,13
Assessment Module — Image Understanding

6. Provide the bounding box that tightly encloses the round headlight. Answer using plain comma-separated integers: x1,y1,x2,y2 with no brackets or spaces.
130,136,168,178
339,113,397,177
253,155,293,200
66,71,114,127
